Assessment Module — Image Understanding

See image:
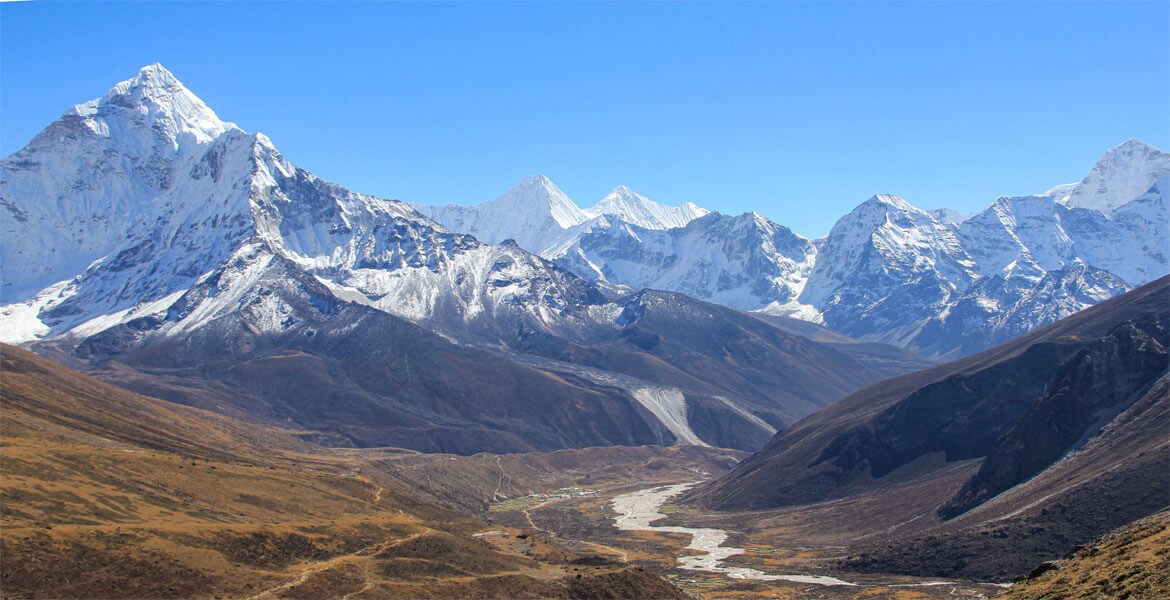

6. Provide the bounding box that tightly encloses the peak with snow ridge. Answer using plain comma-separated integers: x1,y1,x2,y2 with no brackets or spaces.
1054,139,1170,214
1,65,599,347
488,174,587,229
798,191,978,335
1,64,246,299
582,185,709,230
859,193,926,214
413,174,590,252
70,63,235,149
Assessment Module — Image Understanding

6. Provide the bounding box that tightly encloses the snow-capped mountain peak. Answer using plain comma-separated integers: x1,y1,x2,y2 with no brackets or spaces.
412,174,590,252
832,194,935,233
609,184,638,196
1058,138,1170,214
583,185,709,230
864,193,921,213
68,62,235,150
1,63,248,300
799,191,978,328
490,174,587,228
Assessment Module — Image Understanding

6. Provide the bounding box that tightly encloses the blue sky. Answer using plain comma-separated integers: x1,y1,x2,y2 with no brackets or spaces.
3,1,1167,237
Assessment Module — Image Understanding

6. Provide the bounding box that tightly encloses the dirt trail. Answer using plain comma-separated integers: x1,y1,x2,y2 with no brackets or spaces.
244,531,427,600
492,456,510,501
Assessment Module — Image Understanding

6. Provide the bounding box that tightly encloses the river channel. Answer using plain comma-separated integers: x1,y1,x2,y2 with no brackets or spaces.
610,482,857,586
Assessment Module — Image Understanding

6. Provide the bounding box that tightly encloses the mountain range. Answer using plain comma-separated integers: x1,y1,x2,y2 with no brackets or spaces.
0,64,928,455
417,141,1168,359
1,64,1165,456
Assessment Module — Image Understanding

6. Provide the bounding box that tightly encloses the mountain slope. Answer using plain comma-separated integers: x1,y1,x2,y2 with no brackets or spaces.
691,275,1167,511
505,289,925,448
1000,511,1170,599
551,212,817,313
940,316,1168,518
65,246,676,454
687,277,1168,579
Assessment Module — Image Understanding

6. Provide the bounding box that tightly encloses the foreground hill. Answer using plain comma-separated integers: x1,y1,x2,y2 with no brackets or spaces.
689,276,1169,579
999,511,1170,599
0,344,691,599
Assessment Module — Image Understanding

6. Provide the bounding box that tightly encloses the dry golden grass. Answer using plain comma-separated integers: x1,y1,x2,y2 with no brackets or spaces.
997,511,1170,600
0,345,687,599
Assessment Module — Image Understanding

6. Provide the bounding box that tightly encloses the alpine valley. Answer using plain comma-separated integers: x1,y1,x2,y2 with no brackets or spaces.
2,65,1168,600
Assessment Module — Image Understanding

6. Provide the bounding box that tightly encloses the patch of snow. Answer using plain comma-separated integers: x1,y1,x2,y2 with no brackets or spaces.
0,280,74,343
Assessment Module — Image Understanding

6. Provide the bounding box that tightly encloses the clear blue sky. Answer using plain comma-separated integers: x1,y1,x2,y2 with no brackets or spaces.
3,1,1167,237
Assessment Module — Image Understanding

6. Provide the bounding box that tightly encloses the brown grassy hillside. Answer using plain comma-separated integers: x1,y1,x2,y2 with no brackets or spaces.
999,511,1170,600
0,344,687,599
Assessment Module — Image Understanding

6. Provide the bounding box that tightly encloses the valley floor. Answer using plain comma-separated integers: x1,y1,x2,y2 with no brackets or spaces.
481,473,1011,599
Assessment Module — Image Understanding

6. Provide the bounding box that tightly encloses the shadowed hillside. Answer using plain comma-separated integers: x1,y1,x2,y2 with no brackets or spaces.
688,277,1169,580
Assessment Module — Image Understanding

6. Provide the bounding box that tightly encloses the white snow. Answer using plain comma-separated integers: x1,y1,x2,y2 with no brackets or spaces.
413,175,589,252
756,300,823,323
0,281,74,343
